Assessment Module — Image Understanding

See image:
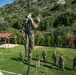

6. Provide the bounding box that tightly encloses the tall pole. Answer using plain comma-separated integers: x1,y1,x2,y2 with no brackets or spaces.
26,0,30,75
27,0,30,13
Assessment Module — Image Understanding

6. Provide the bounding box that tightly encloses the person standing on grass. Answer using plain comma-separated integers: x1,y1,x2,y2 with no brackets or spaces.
19,50,24,63
58,55,65,71
42,50,47,63
36,54,40,68
68,35,74,48
73,56,76,70
52,51,58,65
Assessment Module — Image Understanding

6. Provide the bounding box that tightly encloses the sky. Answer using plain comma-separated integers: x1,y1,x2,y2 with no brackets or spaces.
0,0,15,7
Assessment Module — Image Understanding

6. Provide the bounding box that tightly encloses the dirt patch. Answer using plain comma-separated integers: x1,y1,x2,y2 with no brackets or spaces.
0,44,19,48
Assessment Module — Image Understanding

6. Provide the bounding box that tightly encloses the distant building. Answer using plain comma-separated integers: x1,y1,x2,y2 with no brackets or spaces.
57,0,65,5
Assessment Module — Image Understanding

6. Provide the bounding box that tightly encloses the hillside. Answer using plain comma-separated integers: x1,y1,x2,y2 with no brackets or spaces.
0,0,76,48
0,0,76,17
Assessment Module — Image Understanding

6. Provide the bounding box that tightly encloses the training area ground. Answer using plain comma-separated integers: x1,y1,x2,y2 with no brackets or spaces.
0,45,76,75
0,44,19,48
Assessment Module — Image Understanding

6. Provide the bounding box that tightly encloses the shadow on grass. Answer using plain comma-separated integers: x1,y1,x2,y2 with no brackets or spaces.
11,57,28,62
42,64,73,71
11,57,20,61
65,67,72,71
43,61,58,67
32,58,59,68
42,64,52,68
32,58,44,63
23,62,36,68
32,58,36,60
32,58,47,63
47,61,54,65
42,64,59,70
40,59,45,63
11,57,36,68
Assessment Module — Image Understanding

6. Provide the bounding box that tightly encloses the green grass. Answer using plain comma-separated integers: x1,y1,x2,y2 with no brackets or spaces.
0,45,76,75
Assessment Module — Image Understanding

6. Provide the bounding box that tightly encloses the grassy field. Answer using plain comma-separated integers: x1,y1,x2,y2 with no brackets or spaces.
0,45,76,75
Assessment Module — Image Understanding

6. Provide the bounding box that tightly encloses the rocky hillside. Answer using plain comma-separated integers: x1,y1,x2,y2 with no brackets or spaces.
0,0,76,17
0,0,76,46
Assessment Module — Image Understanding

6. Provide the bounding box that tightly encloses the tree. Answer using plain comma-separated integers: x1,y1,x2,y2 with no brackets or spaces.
51,4,65,11
12,14,24,29
50,35,55,46
56,35,62,47
0,20,9,31
45,35,51,46
39,16,55,31
53,12,76,27
35,34,42,45
54,26,69,47
7,28,24,44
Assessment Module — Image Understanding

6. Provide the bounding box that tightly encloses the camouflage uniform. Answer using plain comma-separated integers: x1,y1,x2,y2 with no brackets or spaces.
22,16,40,58
24,19,34,57
36,54,40,68
52,51,57,65
58,55,65,71
42,50,47,63
19,50,24,63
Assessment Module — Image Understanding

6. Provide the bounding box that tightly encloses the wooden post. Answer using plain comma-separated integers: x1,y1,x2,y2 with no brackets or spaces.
8,37,9,48
5,38,6,48
26,0,30,75
15,36,17,44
